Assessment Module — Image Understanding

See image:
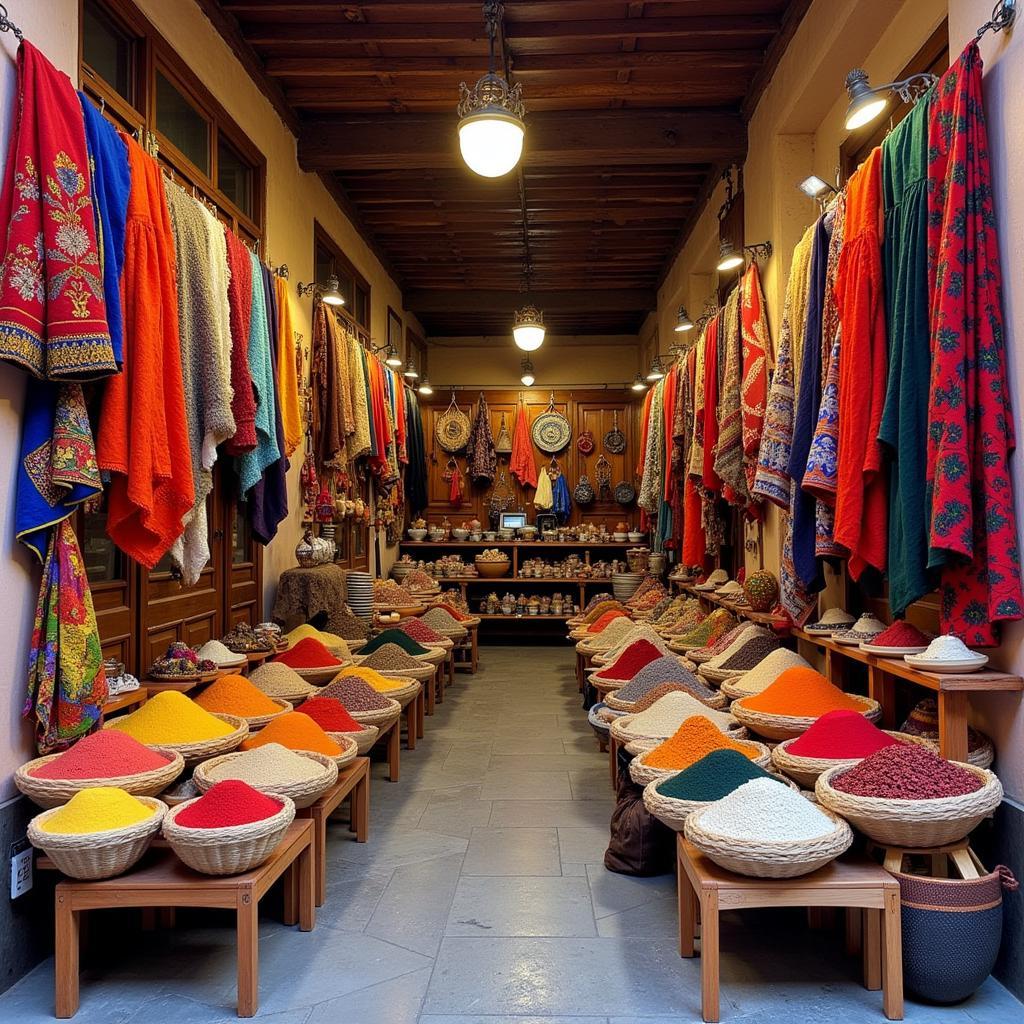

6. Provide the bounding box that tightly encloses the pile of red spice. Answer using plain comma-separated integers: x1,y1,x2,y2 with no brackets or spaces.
588,610,628,633
296,697,364,733
788,710,899,759
832,743,983,799
397,618,447,644
32,730,172,780
871,620,931,648
431,602,470,622
595,639,662,680
274,637,343,669
176,780,283,828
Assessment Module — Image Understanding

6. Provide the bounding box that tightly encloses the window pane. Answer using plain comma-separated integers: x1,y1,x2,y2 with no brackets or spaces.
355,286,369,328
217,132,253,217
156,70,210,173
83,2,133,104
315,245,333,291
233,505,250,565
83,507,122,583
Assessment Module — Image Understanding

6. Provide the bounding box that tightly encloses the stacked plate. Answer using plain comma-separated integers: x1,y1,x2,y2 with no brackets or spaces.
345,572,374,621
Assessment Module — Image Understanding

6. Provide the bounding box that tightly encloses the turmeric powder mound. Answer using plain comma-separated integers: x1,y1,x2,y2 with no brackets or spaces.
644,716,762,770
194,674,282,718
342,665,409,692
239,712,341,756
741,666,865,716
106,691,235,744
39,787,153,834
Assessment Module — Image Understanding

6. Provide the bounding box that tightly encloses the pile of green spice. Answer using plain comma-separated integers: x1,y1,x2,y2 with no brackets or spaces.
359,630,430,657
656,749,784,802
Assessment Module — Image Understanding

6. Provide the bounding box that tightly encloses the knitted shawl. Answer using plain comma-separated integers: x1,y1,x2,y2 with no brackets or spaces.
275,277,302,458
223,228,257,454
713,285,746,504
348,330,372,460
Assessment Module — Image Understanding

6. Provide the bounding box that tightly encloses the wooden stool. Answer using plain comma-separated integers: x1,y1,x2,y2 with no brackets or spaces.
297,758,370,906
54,821,315,1019
677,837,903,1023
868,840,983,880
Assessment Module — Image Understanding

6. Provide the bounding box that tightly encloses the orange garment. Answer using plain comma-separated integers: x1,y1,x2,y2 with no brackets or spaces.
274,277,302,458
509,401,537,489
98,136,193,568
833,148,887,578
662,364,678,503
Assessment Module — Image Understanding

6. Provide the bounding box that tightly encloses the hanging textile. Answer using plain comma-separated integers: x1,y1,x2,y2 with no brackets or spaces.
713,286,746,504
236,249,280,495
752,223,815,507
700,315,722,496
833,147,887,579
680,345,706,568
223,228,257,455
163,181,236,584
926,42,1023,644
639,378,665,515
24,520,107,754
510,399,537,489
275,277,302,459
98,134,193,569
79,94,129,370
534,464,553,510
688,322,707,479
739,263,769,501
347,330,372,461
0,42,114,380
404,386,428,514
467,393,497,483
552,470,572,524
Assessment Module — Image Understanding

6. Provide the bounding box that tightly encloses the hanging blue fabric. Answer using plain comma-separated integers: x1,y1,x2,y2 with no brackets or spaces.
552,472,572,523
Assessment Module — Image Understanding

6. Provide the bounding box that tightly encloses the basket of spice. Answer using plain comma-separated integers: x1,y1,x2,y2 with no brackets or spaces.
162,781,295,875
238,712,358,769
474,549,511,578
697,632,781,685
684,778,854,878
352,645,437,683
249,662,317,707
815,744,1004,847
341,665,423,708
193,744,338,810
104,692,249,767
148,641,220,682
610,692,744,746
355,629,448,666
419,606,471,640
590,627,671,667
27,789,166,880
282,624,351,659
221,622,275,657
664,609,737,653
393,617,455,651
628,716,771,787
720,649,812,701
603,658,725,711
575,618,638,657
729,667,882,741
194,674,293,730
319,676,403,730
295,696,380,754
643,749,800,832
683,622,758,664
272,637,350,683
16,732,185,809
770,710,938,788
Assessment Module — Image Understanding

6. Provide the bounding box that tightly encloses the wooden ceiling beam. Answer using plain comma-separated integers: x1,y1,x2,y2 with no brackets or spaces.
299,108,746,170
404,288,656,314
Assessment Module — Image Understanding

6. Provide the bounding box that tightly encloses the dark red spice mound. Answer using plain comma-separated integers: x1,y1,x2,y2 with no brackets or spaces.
788,710,898,759
397,618,446,644
832,743,982,800
176,780,283,828
274,637,343,669
871,620,931,648
595,639,661,680
296,697,364,733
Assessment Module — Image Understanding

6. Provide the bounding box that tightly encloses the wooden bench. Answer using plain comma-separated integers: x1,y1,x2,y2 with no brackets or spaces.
54,820,315,1019
676,837,903,1023
296,757,370,906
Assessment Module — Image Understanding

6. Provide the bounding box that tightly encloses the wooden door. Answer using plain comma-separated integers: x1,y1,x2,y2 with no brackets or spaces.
222,475,262,630
574,401,635,529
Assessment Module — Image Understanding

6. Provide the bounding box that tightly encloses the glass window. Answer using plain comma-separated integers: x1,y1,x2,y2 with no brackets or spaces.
155,69,210,173
217,132,254,217
83,507,122,583
233,505,250,565
354,286,369,328
82,1,134,105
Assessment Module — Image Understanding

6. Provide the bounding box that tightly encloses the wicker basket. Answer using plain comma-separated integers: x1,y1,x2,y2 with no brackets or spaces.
324,733,359,768
603,687,727,712
27,797,166,880
771,732,938,788
697,664,748,685
610,712,745,746
337,724,379,755
292,663,349,684
730,694,882,741
160,777,199,806
347,698,403,730
628,740,771,787
15,747,185,809
367,678,422,708
720,677,762,701
815,763,1004,847
643,772,800,832
162,794,296,875
239,698,293,731
193,749,338,810
104,714,249,768
350,659,436,685
684,804,854,878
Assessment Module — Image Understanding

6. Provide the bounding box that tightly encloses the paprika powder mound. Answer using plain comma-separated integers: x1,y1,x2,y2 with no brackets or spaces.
32,731,171,780
273,637,344,669
741,667,865,716
788,710,899,759
176,780,283,829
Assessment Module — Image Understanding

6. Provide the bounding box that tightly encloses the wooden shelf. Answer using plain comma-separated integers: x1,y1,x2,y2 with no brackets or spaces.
400,540,638,549
477,613,571,621
101,688,148,716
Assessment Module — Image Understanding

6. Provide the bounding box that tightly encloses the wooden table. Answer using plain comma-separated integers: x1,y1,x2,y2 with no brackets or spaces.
297,758,370,905
403,686,424,751
375,715,402,782
54,820,315,1019
676,838,903,1023
101,687,148,717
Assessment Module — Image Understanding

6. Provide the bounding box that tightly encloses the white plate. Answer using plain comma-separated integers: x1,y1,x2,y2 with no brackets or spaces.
859,643,929,656
904,654,989,673
832,633,882,646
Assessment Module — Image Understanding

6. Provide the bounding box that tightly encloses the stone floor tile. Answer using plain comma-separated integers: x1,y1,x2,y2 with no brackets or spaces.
488,799,611,828
445,876,597,937
462,827,562,876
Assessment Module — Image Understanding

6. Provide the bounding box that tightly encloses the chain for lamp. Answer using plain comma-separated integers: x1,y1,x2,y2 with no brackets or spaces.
457,2,525,121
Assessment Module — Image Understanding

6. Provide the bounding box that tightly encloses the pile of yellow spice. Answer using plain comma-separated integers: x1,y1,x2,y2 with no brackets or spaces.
106,691,235,744
39,787,154,834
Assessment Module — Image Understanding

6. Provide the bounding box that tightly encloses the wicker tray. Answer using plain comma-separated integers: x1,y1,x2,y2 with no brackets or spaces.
610,712,745,746
643,772,799,832
149,669,220,684
697,665,747,685
771,732,938,788
351,659,436,684
684,803,853,878
15,747,185,809
380,679,423,708
628,740,771,787
815,762,1003,847
324,733,360,768
337,724,379,755
720,677,764,701
160,777,200,807
27,796,166,880
238,697,293,731
162,794,296,875
347,698,403,730
604,687,727,712
291,663,348,684
730,694,882,741
194,749,337,810
104,714,249,768
371,603,427,616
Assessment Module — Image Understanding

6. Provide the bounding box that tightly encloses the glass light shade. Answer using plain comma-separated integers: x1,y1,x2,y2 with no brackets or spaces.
845,93,888,130
646,356,665,382
417,378,433,395
321,275,345,307
384,346,403,368
798,174,832,198
402,359,419,379
674,306,694,332
631,373,648,392
520,365,535,386
716,251,744,272
513,323,545,351
458,111,524,178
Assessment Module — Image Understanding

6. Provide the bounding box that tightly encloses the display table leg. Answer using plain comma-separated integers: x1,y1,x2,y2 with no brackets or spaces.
699,889,720,1023
55,894,80,1019
236,887,259,1017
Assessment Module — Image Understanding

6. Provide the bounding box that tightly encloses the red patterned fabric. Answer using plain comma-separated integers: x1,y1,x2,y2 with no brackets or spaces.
701,314,721,494
740,263,769,501
223,227,257,454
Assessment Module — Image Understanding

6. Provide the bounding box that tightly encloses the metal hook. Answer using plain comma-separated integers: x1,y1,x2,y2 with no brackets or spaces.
0,3,24,42
976,0,1016,40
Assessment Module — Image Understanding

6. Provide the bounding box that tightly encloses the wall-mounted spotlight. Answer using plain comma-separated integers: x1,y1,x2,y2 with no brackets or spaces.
798,175,838,200
417,377,433,396
631,372,648,392
296,274,345,307
674,306,694,333
716,239,773,273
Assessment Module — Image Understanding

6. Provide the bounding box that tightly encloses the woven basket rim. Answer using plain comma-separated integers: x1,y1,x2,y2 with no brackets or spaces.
684,802,853,855
346,697,403,724
348,657,436,682
771,731,938,775
324,734,360,767
16,747,185,805
815,761,1003,818
610,710,742,745
193,748,338,803
629,740,771,785
230,697,294,730
291,663,350,683
28,795,166,850
731,694,881,732
103,713,249,761
602,687,725,711
644,772,800,828
163,792,296,845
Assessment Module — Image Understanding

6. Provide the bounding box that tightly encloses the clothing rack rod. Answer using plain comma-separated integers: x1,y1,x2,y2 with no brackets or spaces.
423,382,641,392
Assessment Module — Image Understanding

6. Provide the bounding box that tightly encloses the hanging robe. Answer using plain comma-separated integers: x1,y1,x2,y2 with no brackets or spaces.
275,277,302,459
739,263,770,504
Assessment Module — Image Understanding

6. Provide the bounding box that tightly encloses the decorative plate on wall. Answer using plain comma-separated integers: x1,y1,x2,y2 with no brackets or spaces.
435,394,471,452
532,395,572,453
604,410,626,454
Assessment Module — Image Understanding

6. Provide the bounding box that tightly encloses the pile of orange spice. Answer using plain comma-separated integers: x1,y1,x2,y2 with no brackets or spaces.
644,716,761,770
587,610,628,634
239,711,341,756
741,666,865,716
194,675,282,719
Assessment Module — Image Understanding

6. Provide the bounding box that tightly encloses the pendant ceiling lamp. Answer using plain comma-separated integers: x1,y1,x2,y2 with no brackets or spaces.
457,3,525,178
513,303,545,351
418,377,433,396
520,357,535,387
402,358,419,379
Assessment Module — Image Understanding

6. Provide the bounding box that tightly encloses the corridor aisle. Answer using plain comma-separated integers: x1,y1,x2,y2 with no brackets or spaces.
0,646,1020,1023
